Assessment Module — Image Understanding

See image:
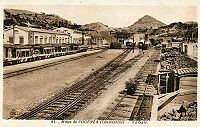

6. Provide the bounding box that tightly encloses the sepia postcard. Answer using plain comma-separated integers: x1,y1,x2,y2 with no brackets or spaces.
0,0,199,127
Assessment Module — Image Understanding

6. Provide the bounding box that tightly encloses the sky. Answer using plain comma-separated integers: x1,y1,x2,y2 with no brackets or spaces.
5,5,197,28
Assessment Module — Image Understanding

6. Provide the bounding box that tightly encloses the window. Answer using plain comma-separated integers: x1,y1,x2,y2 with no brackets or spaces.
59,38,62,44
40,36,43,44
35,36,38,44
44,37,47,44
53,37,55,43
19,36,24,44
30,36,33,44
9,36,13,43
49,37,52,43
56,38,58,43
26,51,30,57
22,51,26,57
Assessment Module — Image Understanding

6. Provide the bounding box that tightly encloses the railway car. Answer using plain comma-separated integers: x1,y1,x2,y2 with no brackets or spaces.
137,41,150,50
78,45,88,52
3,43,91,66
125,42,134,49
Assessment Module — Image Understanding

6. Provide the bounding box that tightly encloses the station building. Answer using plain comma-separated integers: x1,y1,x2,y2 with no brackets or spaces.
4,26,71,59
3,26,92,60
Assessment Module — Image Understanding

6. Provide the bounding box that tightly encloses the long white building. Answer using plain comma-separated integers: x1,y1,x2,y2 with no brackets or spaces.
4,26,72,45
3,26,91,59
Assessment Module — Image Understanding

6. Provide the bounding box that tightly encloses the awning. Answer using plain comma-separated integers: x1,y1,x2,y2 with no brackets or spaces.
3,44,15,48
16,49,30,51
44,47,54,50
174,67,197,76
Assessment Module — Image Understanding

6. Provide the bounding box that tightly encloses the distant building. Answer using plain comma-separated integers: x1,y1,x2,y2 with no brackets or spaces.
112,31,151,48
54,27,93,46
182,42,198,61
133,33,146,43
113,32,134,47
87,31,108,47
132,33,150,46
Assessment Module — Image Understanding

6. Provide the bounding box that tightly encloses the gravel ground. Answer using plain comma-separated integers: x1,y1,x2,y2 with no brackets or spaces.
3,49,123,119
73,49,154,120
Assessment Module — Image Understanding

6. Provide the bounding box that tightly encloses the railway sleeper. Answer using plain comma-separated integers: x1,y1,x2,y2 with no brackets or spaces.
110,111,130,118
49,104,65,108
125,95,138,99
34,112,51,118
67,109,78,113
75,102,85,107
70,105,80,110
114,107,133,113
52,102,66,105
42,110,57,114
107,115,128,120
57,99,72,103
64,97,76,100
78,100,88,104
45,107,63,111
33,116,49,120
70,92,83,96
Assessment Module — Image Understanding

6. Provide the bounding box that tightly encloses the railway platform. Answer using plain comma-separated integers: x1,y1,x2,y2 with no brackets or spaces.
3,49,102,75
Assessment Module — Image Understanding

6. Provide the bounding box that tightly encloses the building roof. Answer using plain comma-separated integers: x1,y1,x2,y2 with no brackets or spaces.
174,67,197,76
4,26,70,35
53,27,83,34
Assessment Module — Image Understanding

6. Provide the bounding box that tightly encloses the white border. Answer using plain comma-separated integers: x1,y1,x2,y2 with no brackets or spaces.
0,0,199,127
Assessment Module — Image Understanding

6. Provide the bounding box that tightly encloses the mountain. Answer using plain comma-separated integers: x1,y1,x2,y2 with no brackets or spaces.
4,9,80,30
128,15,166,32
81,22,115,32
185,21,198,25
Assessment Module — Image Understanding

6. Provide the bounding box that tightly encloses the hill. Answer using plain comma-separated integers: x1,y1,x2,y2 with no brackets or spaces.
153,21,198,41
81,22,108,31
81,22,116,43
4,8,81,30
4,9,197,43
128,15,166,32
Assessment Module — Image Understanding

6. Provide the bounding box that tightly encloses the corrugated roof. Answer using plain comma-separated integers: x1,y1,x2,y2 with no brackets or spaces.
174,67,197,76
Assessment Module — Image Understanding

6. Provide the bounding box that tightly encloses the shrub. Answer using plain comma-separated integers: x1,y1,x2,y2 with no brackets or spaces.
125,80,137,95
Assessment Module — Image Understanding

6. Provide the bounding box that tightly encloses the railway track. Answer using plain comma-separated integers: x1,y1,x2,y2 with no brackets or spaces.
3,49,107,79
100,50,160,120
130,50,160,120
101,93,127,120
15,49,131,120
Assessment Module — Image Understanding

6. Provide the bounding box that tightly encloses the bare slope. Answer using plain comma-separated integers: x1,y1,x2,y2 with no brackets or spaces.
128,15,166,31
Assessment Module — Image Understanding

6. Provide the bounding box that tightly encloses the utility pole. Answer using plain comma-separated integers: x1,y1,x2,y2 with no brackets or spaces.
12,25,15,44
81,30,85,45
